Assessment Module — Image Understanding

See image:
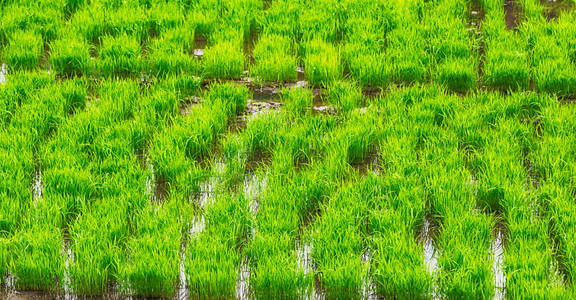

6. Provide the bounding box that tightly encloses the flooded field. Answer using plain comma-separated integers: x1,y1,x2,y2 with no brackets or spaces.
1,0,576,299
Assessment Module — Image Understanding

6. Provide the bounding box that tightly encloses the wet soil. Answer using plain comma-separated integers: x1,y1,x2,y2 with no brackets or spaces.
504,0,524,30
541,0,574,21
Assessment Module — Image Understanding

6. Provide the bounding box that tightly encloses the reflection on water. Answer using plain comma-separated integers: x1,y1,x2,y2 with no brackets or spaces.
492,229,506,300
0,64,6,85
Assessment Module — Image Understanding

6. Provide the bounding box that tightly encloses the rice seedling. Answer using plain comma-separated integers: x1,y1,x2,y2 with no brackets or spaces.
310,183,367,298
186,193,251,297
437,58,477,93
50,33,90,76
327,80,362,114
0,2,63,42
147,26,198,77
11,226,64,291
118,200,181,297
202,40,245,79
303,38,342,86
97,34,141,76
148,1,185,35
282,87,313,117
386,26,429,85
2,30,44,71
69,199,127,295
2,0,575,298
251,33,296,82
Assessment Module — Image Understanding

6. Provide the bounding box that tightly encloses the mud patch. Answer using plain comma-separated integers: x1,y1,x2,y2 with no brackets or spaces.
179,95,202,115
504,0,524,30
542,0,573,21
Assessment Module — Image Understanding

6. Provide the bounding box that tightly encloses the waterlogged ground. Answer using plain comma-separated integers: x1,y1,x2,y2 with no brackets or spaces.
1,0,576,299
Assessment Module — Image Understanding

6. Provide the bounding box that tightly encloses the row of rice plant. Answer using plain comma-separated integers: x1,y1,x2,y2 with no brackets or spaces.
479,0,531,91
534,101,576,295
428,0,478,92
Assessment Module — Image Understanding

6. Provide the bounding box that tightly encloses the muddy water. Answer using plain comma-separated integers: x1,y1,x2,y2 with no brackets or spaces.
177,243,188,300
193,37,207,59
504,0,524,30
542,0,573,20
179,96,202,115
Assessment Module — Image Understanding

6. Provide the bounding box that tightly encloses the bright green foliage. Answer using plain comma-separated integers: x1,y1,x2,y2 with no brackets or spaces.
3,31,44,71
147,26,198,77
98,34,141,76
303,38,341,86
11,226,64,291
252,34,296,82
437,58,477,93
50,34,90,76
203,29,245,79
119,201,181,297
328,80,362,114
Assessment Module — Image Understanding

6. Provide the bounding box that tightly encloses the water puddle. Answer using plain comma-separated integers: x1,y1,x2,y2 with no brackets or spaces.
350,151,380,175
147,164,168,205
297,66,305,81
61,236,76,300
246,100,281,116
361,249,377,300
177,243,188,300
193,37,207,59
235,257,251,300
33,170,43,206
420,215,440,299
504,0,524,30
542,0,573,20
244,30,258,67
491,225,506,300
296,240,319,299
0,64,6,85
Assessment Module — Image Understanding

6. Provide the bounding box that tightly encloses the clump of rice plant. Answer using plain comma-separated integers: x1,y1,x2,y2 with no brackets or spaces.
202,40,244,79
119,201,181,297
386,26,429,85
98,33,141,76
203,29,245,79
437,58,477,93
483,25,530,91
147,26,199,77
303,38,342,86
11,226,64,291
437,214,494,298
327,80,362,114
50,33,90,76
251,33,296,82
70,199,127,295
283,87,313,117
2,30,43,71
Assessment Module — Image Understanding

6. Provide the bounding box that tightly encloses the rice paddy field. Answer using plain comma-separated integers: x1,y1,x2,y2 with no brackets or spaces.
1,0,576,299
